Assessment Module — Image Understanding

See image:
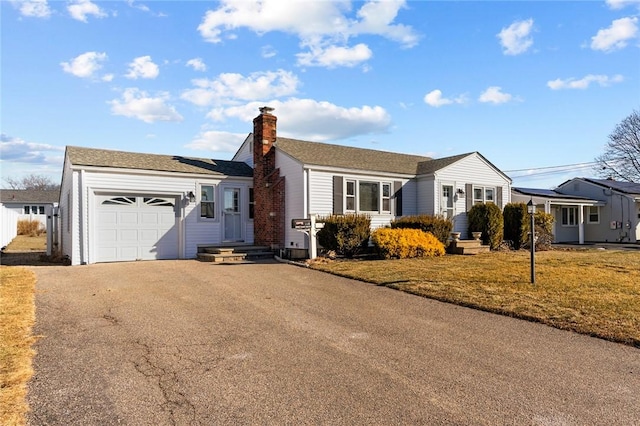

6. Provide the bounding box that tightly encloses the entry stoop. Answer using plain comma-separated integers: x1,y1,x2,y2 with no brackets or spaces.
196,245,274,263
447,240,490,255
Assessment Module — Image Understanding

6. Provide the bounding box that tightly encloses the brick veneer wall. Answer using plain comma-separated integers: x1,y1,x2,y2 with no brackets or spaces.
252,108,285,249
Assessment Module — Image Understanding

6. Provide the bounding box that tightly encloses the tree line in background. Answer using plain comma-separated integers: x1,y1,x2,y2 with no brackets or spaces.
3,174,60,191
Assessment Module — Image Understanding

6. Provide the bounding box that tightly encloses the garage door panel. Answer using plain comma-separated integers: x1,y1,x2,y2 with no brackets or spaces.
120,229,139,241
120,212,139,224
96,194,178,263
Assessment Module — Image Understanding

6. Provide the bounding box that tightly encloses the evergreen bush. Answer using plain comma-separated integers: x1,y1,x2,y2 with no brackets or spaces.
317,214,371,258
467,203,503,250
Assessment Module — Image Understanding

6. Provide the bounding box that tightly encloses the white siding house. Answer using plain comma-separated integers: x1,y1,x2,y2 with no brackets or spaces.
59,147,253,265
234,112,512,253
0,189,59,247
60,108,514,265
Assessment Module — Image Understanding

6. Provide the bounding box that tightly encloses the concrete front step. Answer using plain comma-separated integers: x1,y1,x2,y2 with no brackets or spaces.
447,240,490,255
197,245,274,262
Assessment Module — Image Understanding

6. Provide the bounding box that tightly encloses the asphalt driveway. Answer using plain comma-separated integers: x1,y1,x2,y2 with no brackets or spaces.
27,260,640,425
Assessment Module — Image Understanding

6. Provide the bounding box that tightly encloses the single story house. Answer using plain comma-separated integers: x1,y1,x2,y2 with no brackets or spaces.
512,177,640,244
0,189,59,248
58,107,511,265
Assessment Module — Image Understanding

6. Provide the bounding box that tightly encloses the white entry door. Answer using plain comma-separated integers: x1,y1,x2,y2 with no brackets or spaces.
223,188,243,241
442,185,454,219
95,195,178,262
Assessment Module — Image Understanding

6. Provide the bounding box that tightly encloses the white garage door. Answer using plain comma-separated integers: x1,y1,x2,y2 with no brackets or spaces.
95,195,179,262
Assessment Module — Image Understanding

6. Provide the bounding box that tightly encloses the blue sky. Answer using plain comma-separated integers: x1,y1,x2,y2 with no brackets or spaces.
1,0,638,189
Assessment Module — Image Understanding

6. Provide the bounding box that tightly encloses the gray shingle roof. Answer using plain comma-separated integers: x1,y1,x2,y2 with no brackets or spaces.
66,146,253,177
0,189,60,203
416,153,473,175
582,178,640,195
275,137,434,175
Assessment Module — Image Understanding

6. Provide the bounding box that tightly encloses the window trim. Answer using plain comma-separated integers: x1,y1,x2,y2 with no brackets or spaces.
342,178,392,214
587,206,599,224
472,186,496,205
199,184,216,220
561,206,578,227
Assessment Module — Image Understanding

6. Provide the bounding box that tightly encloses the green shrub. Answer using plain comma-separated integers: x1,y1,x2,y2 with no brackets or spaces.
503,203,555,251
467,203,503,250
390,214,453,245
317,214,371,258
503,203,529,249
522,211,555,251
371,228,445,259
17,219,45,237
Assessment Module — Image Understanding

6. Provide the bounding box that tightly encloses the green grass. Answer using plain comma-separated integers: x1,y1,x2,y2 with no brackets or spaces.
310,250,640,347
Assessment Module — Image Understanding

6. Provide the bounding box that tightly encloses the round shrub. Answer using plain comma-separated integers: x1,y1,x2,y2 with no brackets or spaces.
317,214,371,258
371,228,445,259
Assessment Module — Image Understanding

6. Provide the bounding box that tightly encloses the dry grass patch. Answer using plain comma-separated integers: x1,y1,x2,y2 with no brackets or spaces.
310,250,640,347
0,267,37,426
3,235,46,252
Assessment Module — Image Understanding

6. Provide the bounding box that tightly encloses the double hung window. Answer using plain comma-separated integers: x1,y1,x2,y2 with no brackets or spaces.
200,185,215,219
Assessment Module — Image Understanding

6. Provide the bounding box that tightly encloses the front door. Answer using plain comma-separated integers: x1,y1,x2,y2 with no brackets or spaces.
442,185,454,219
223,187,242,241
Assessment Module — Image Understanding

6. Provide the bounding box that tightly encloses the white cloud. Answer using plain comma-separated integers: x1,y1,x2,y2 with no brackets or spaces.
213,98,391,142
109,88,183,123
547,74,624,90
478,86,513,104
181,69,299,106
606,0,640,10
590,17,638,52
60,51,108,79
497,18,534,55
0,134,64,164
125,56,160,79
261,45,277,59
423,89,467,108
11,0,51,18
196,0,417,68
297,43,372,68
186,58,207,72
67,0,107,22
185,130,248,153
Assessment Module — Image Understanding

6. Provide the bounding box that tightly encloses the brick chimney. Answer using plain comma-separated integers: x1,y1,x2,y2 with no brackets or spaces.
252,107,285,250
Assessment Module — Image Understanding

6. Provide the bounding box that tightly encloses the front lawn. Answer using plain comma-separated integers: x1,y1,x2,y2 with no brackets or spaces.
310,249,640,347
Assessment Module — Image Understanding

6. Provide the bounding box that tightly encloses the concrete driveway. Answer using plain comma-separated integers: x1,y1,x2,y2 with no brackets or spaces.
27,260,640,425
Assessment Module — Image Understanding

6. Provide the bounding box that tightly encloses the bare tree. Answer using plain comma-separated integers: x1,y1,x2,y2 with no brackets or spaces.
4,174,60,191
596,110,640,182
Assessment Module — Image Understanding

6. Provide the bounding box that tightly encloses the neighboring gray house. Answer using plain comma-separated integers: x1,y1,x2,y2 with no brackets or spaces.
0,189,59,248
59,108,512,265
512,178,640,244
511,187,603,244
555,178,640,243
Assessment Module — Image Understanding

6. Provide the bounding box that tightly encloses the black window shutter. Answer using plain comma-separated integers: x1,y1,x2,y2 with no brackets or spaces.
333,176,343,214
465,183,473,212
394,181,403,216
496,186,503,209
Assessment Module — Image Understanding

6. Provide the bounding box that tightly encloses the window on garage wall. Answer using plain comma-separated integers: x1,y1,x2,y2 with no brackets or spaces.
200,185,215,219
